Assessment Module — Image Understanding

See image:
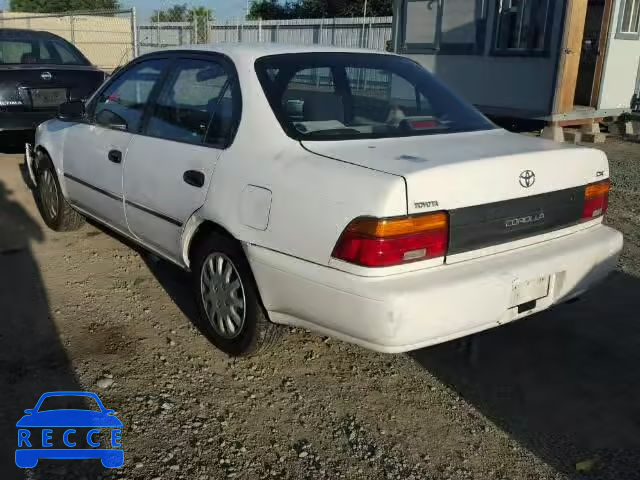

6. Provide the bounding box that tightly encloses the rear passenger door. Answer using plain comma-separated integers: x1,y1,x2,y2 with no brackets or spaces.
123,55,240,261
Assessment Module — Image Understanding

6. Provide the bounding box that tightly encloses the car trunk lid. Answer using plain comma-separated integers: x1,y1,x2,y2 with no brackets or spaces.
302,129,609,259
0,65,104,112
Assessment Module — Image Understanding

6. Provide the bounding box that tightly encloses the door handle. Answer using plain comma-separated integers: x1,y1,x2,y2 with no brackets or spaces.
183,170,205,188
108,149,122,164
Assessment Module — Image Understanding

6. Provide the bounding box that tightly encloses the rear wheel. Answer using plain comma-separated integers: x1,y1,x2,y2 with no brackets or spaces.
35,153,84,232
192,233,282,356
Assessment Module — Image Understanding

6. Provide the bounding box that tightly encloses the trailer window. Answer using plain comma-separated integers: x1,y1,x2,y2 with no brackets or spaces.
402,0,488,54
617,0,640,39
493,0,552,55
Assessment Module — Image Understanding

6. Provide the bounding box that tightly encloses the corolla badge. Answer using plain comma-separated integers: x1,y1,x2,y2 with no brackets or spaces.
519,170,536,188
505,212,545,228
41,72,53,81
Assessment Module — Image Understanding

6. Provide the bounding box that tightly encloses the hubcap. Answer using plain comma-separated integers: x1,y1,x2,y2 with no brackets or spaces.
200,253,246,339
40,169,58,220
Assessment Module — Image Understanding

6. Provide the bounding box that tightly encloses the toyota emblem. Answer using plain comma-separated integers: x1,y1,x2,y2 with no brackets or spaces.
41,72,53,81
519,170,536,188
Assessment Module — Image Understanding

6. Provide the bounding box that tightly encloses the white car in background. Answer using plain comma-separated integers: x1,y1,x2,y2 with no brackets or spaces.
27,44,623,356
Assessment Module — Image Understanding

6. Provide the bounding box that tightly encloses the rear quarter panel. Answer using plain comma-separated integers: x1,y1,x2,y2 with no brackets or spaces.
202,140,408,266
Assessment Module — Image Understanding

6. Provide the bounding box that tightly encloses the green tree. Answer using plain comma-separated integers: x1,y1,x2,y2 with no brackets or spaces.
151,3,188,22
247,0,290,20
335,0,392,17
151,4,213,23
247,0,391,20
151,4,213,43
10,0,120,12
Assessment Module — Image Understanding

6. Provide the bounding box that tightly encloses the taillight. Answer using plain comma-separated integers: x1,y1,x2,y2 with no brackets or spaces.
582,179,610,221
332,212,449,267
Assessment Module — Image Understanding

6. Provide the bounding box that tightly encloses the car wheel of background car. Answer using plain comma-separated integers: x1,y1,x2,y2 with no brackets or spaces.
35,152,85,232
192,232,282,357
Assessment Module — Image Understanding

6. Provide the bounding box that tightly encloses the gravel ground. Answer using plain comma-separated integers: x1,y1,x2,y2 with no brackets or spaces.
0,137,639,480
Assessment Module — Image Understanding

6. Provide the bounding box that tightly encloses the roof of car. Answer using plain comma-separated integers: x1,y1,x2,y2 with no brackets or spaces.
175,42,395,60
0,28,62,39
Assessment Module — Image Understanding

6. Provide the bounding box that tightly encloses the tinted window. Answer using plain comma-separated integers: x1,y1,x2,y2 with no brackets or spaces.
93,59,168,132
146,58,236,146
0,38,87,65
255,53,494,141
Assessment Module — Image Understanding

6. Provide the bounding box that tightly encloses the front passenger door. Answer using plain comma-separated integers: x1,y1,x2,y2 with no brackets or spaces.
63,58,169,230
123,56,240,260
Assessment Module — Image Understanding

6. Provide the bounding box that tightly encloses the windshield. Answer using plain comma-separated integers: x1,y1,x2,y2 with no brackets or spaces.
0,38,88,66
255,53,495,141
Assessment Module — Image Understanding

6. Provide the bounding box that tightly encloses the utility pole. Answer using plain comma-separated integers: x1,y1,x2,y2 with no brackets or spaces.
362,0,368,48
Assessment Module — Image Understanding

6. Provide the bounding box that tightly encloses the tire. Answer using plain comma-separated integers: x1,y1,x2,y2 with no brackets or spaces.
192,233,282,357
35,153,84,232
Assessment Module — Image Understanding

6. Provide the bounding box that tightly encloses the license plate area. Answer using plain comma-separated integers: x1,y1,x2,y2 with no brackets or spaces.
30,88,67,108
510,275,550,308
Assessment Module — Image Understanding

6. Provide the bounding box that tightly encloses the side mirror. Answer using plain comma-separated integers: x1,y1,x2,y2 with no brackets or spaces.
58,100,86,122
105,409,116,415
95,109,127,131
24,409,34,415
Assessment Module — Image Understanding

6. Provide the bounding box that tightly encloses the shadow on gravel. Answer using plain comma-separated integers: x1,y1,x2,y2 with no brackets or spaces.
82,219,203,335
412,271,640,479
0,180,112,479
140,254,202,330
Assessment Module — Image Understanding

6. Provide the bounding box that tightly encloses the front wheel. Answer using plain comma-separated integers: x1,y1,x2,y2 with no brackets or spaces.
35,154,84,232
192,233,282,356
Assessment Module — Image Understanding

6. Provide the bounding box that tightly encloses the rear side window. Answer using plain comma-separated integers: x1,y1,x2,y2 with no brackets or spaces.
146,58,238,147
93,59,169,132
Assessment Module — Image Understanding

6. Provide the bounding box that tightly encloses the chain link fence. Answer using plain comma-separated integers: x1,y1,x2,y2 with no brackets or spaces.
0,9,137,72
209,17,393,51
137,8,211,55
0,9,392,71
139,15,393,53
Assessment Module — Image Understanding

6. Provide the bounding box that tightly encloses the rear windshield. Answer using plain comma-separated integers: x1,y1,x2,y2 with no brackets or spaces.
255,53,495,141
0,38,88,66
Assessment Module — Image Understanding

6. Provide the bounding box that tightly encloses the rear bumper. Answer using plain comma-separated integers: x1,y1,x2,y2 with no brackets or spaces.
0,110,56,132
248,225,623,353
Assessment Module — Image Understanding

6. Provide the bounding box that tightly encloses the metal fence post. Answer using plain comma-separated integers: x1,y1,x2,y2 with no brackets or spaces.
194,14,199,44
131,7,139,58
157,10,161,49
70,14,75,45
206,12,211,44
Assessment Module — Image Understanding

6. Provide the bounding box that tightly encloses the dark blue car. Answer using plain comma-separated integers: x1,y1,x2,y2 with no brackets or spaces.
16,391,123,468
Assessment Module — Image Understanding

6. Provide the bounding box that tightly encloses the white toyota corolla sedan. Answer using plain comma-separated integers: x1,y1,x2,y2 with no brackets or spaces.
27,44,623,356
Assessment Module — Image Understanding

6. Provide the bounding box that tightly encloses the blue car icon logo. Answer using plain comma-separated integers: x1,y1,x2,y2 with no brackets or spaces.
16,391,123,468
